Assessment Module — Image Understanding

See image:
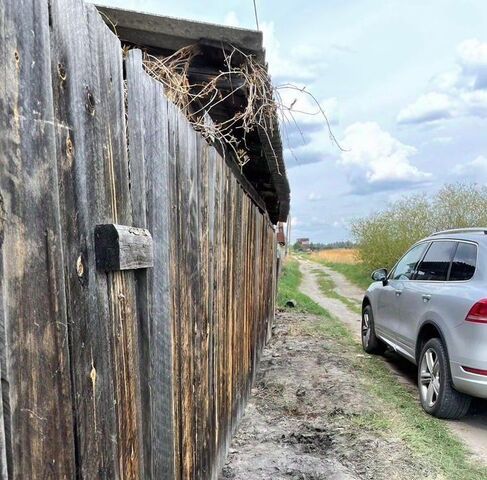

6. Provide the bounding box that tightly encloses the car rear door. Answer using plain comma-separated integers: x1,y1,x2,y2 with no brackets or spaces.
398,240,457,359
374,242,429,343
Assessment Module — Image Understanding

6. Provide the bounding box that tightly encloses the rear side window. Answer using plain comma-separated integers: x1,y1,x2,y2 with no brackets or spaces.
449,243,477,281
391,243,429,280
416,241,456,281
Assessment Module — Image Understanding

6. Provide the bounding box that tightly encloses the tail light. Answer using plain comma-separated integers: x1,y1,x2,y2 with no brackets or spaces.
463,366,487,376
465,299,487,324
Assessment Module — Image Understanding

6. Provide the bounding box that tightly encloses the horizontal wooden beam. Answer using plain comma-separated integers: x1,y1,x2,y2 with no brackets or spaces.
95,224,154,271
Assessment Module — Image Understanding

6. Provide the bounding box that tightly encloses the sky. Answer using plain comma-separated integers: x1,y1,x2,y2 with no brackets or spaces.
95,0,487,243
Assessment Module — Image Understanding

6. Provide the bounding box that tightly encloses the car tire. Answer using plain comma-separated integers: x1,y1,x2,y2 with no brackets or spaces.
362,304,386,354
418,338,471,419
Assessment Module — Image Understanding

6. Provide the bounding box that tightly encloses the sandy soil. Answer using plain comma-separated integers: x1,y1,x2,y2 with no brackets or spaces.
220,311,433,480
298,259,487,466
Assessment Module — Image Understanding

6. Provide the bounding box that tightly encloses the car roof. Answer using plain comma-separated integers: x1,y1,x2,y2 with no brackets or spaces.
421,230,487,243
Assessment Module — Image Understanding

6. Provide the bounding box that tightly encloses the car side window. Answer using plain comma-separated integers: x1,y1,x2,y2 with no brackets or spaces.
415,241,456,281
449,242,477,281
391,243,428,280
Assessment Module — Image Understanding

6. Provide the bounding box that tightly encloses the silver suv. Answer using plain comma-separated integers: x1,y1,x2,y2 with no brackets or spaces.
362,228,487,419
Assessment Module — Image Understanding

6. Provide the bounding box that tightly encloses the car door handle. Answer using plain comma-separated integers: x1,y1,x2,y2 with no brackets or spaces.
395,289,402,296
422,294,432,302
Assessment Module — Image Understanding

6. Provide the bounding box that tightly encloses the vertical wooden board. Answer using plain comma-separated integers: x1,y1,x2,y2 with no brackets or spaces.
167,99,182,480
49,1,142,477
185,127,200,479
0,4,10,478
175,112,195,480
227,176,236,437
0,0,76,477
196,135,210,478
214,157,225,470
48,2,119,476
0,357,6,479
124,49,151,479
211,154,223,467
126,49,175,480
95,13,143,479
205,145,217,476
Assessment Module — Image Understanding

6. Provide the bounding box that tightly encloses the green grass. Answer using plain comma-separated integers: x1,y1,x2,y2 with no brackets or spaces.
278,259,487,480
277,259,332,316
311,258,372,290
312,269,362,314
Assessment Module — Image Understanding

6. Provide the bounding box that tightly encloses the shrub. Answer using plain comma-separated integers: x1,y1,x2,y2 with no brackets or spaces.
351,183,487,271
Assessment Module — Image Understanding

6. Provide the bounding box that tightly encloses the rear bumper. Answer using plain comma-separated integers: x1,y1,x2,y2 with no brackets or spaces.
451,362,487,399
449,321,487,398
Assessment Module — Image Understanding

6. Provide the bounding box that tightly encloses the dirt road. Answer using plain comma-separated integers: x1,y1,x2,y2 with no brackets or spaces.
298,259,487,466
220,310,434,479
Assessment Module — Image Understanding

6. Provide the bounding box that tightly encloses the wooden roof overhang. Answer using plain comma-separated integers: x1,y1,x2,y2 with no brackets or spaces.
96,5,290,224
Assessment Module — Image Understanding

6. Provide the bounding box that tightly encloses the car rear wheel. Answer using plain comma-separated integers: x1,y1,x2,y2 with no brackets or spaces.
418,338,471,419
362,305,386,354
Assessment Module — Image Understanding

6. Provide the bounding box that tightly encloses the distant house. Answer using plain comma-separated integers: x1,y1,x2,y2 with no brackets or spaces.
297,237,311,251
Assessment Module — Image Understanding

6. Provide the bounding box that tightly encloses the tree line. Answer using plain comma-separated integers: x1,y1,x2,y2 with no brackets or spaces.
351,183,487,271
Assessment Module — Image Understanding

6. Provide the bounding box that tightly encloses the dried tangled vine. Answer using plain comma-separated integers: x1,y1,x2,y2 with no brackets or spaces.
144,45,278,168
143,44,342,170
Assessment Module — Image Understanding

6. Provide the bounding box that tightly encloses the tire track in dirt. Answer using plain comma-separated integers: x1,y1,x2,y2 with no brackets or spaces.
299,258,487,467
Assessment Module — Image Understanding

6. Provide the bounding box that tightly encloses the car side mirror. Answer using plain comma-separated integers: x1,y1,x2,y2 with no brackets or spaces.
371,268,388,285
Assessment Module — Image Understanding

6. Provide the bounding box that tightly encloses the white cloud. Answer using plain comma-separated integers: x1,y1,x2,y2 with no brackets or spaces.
261,21,339,170
307,192,323,201
223,11,240,27
453,155,487,176
339,122,431,191
278,87,339,126
278,87,340,169
397,38,487,124
458,39,487,70
262,21,326,83
431,136,453,144
397,92,456,124
290,216,301,227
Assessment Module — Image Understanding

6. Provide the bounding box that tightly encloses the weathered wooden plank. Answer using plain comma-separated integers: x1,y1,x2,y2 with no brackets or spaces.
49,1,143,477
49,1,120,477
0,357,7,480
86,7,143,479
0,2,10,476
126,49,175,480
167,99,182,480
179,115,196,480
95,224,153,271
0,0,76,477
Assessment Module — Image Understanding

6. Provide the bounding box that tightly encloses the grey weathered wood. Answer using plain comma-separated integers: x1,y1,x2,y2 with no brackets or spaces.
95,224,153,271
49,1,120,477
50,0,143,477
0,3,9,476
126,48,175,479
0,0,76,477
1,1,279,477
96,5,264,55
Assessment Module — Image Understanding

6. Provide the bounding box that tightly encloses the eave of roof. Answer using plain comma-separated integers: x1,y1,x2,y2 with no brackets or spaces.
96,5,264,59
96,4,290,223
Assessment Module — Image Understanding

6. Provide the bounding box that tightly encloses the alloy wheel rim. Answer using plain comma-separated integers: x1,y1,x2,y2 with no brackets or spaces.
420,348,441,408
362,312,371,347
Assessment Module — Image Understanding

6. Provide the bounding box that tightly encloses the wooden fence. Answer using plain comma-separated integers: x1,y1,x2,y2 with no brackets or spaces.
0,0,277,478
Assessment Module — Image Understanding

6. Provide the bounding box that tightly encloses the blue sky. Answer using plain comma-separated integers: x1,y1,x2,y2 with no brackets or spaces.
95,0,487,243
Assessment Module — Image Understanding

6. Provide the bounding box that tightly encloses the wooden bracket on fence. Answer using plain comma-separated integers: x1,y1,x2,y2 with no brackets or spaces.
95,224,154,271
